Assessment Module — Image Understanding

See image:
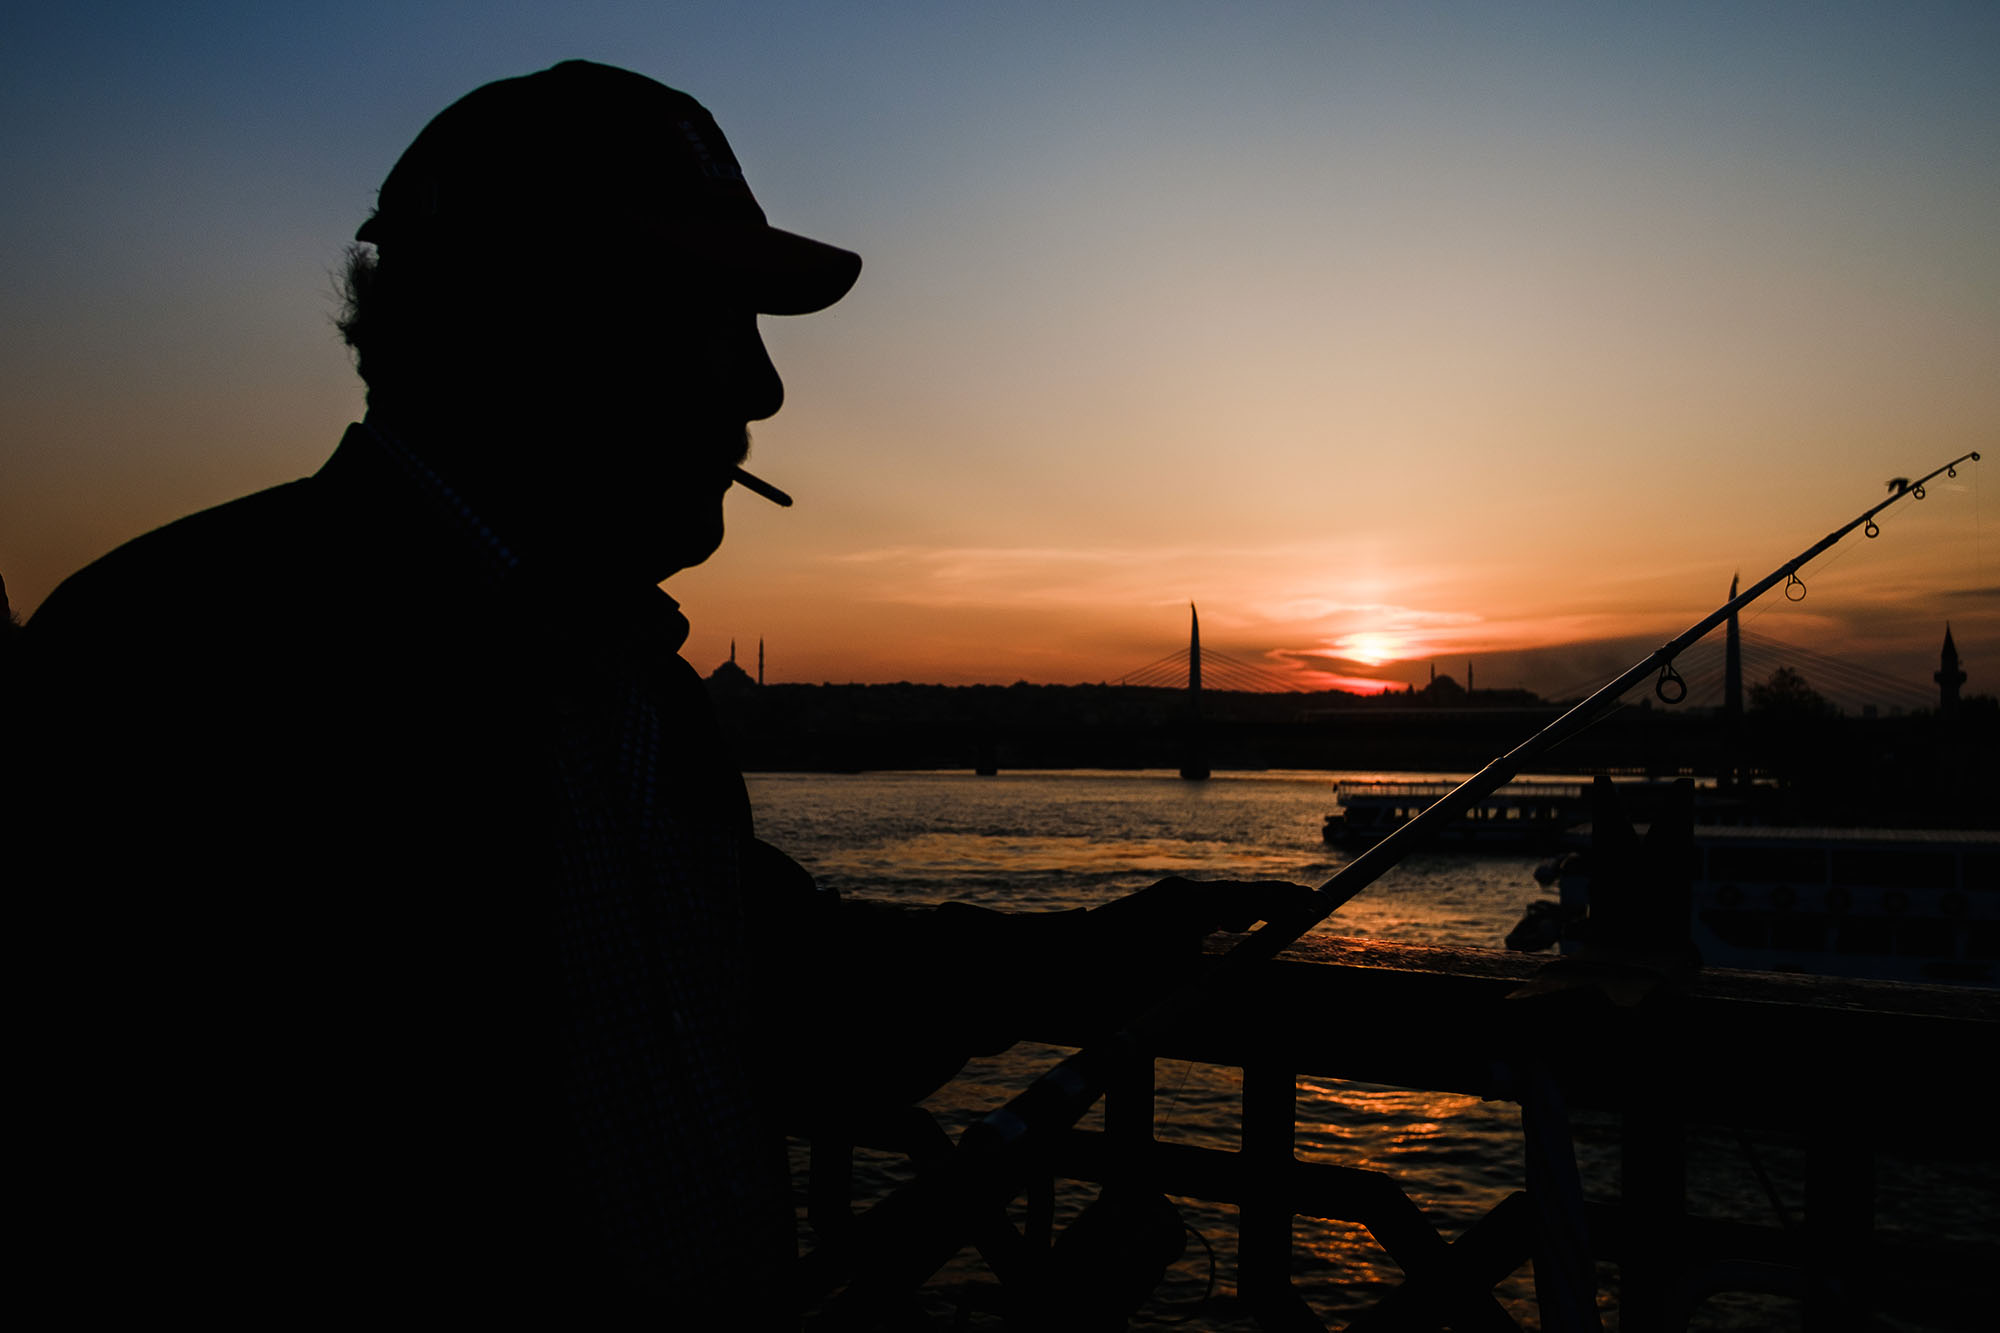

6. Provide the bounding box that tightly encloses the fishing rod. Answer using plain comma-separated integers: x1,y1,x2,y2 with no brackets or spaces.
821,448,1980,1320
1250,452,1980,956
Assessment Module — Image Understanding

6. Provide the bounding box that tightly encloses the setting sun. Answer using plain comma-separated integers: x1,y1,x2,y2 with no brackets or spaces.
1336,632,1407,668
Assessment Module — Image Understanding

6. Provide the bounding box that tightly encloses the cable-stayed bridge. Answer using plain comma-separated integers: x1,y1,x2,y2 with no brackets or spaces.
1543,628,1941,716
1116,645,1299,694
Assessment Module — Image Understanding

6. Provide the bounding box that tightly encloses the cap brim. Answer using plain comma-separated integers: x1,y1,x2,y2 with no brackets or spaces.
712,225,862,315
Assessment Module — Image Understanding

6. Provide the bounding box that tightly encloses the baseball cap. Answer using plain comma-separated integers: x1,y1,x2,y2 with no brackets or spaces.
355,60,861,315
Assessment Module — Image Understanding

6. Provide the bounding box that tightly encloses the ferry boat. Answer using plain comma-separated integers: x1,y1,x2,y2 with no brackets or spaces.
1546,825,2000,986
1322,780,1586,851
1321,778,1757,852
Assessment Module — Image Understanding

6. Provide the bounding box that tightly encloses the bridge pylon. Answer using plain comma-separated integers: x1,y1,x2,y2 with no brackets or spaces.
1179,602,1209,780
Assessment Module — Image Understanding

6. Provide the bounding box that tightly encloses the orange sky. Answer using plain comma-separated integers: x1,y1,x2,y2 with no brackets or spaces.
6,5,1996,710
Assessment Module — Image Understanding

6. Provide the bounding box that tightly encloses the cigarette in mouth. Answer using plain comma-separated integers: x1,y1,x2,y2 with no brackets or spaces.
731,466,793,508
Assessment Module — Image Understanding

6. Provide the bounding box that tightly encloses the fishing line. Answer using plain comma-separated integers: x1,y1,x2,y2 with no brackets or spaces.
1973,457,1985,593
1738,535,1860,636
1152,1057,1200,1136
1732,466,1961,660
1557,472,1931,702
1731,1122,1797,1235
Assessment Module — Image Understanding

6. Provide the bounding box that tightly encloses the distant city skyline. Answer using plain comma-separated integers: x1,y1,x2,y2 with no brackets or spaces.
712,610,1967,717
6,4,1994,699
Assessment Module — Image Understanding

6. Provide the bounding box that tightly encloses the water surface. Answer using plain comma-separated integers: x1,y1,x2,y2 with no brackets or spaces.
749,769,1987,1331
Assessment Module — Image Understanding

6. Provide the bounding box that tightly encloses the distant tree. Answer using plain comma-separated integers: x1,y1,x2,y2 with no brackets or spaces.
1748,666,1837,719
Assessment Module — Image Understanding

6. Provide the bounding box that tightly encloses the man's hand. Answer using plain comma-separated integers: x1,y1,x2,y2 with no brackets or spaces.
1017,876,1320,1033
1085,875,1320,952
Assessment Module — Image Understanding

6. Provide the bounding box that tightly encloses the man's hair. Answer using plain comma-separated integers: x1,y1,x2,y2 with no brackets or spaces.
334,244,382,402
335,238,504,411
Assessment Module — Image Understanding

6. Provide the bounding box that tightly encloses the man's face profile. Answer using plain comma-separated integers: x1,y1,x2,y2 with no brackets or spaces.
512,261,785,581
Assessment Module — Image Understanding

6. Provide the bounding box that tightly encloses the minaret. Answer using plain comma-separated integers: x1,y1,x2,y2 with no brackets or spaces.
758,638,765,687
729,639,736,666
1936,623,1966,718
1467,660,1474,694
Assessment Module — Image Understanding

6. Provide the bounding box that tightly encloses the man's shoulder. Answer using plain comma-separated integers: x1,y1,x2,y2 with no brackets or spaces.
28,479,326,642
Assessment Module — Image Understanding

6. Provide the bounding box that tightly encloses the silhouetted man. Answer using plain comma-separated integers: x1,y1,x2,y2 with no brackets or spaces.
15,62,1299,1327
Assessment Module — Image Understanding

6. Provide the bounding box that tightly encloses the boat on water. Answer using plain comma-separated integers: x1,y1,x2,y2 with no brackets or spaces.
1320,777,1763,852
1541,824,2000,986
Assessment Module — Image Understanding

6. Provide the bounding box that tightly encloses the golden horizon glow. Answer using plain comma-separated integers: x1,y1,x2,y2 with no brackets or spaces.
4,7,1995,707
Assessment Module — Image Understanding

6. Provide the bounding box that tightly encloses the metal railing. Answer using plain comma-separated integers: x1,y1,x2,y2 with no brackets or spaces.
797,928,1995,1330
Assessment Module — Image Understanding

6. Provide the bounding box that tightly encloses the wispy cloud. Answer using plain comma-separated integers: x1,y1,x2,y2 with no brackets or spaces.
828,541,1400,613
1246,597,1483,627
832,545,1192,609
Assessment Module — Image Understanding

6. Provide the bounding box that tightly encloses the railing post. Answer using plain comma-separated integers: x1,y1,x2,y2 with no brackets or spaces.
1105,1046,1156,1156
1618,1010,1687,1333
1520,1063,1602,1333
1804,1119,1873,1331
1242,1063,1324,1329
